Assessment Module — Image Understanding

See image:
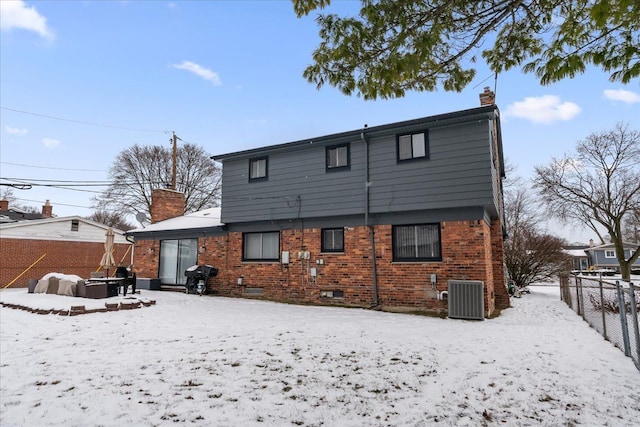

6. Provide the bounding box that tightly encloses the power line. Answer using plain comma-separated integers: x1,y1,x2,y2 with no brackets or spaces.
0,161,106,172
14,197,93,210
0,106,167,134
10,183,103,194
1,177,112,185
1,177,167,186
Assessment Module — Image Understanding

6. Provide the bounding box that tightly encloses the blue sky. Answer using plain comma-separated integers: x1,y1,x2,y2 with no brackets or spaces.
1,0,639,243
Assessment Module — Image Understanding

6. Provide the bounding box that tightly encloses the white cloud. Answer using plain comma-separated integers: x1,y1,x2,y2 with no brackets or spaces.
0,0,55,40
603,89,640,104
172,61,221,85
42,138,60,148
504,95,581,123
5,126,28,135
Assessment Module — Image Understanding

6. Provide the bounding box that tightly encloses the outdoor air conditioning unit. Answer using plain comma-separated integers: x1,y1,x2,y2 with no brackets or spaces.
447,280,484,320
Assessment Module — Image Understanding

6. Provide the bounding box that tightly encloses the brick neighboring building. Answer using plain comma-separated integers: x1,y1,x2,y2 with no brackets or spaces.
128,89,510,317
0,200,132,287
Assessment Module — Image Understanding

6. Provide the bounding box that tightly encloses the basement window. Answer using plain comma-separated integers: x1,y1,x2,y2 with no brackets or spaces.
71,219,79,231
320,290,344,299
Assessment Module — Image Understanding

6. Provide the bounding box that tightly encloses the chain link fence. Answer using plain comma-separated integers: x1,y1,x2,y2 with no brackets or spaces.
559,274,640,372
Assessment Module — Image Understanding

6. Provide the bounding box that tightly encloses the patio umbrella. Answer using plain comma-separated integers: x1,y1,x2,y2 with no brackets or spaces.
100,227,116,277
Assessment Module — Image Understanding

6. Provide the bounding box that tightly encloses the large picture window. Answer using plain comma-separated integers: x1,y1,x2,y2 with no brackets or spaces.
249,157,268,181
322,228,344,252
243,232,280,261
397,131,429,162
326,144,350,171
392,224,441,261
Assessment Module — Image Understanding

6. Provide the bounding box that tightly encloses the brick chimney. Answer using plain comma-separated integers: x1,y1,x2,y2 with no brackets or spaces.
150,189,185,223
479,86,495,106
0,199,8,211
41,199,53,218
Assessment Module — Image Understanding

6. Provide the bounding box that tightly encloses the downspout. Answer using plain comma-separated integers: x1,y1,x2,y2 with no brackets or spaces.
361,130,379,307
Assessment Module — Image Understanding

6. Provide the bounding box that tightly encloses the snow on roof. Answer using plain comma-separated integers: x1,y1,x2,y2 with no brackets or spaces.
128,207,223,233
586,242,640,251
564,249,588,257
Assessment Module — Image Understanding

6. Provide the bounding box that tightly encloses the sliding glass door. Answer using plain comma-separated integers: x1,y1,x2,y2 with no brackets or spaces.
159,239,198,285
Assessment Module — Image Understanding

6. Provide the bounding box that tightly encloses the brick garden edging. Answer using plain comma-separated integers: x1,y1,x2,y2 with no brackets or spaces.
0,299,156,316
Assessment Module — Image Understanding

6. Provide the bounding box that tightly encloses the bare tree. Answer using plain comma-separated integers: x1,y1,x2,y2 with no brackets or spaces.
88,210,135,231
623,209,640,244
93,143,221,220
504,170,569,288
0,188,17,203
534,123,640,280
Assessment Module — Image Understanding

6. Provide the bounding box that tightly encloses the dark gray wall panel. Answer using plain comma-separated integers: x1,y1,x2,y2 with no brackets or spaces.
220,118,500,223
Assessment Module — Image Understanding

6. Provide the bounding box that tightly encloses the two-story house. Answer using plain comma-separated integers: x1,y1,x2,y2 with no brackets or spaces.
129,88,510,316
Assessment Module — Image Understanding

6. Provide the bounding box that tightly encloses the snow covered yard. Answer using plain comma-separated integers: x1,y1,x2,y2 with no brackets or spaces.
1,285,639,426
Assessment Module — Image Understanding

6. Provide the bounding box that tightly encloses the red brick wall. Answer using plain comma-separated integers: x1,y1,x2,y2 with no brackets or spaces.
151,189,185,223
131,239,160,278
132,219,505,315
491,220,510,309
0,238,132,287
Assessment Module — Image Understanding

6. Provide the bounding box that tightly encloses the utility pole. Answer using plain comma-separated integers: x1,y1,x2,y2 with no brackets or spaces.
171,131,178,190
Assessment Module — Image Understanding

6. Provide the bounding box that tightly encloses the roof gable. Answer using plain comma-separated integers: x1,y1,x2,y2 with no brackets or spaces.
0,216,129,243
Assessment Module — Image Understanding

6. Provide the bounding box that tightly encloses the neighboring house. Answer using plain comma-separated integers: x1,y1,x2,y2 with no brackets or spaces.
584,242,640,273
0,198,53,223
564,245,591,272
128,88,510,317
0,200,132,287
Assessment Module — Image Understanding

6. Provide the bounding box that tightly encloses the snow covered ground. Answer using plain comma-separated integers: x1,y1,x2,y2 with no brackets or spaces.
1,284,639,426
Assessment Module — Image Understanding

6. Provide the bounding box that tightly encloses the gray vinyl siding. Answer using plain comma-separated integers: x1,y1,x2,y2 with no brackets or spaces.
219,116,498,224
220,142,365,223
368,121,493,214
590,249,640,267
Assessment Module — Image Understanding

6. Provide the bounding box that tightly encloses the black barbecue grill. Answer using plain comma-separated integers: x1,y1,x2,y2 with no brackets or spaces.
184,264,218,295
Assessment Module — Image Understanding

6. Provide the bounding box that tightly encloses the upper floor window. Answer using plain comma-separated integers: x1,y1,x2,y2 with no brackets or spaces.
322,228,344,252
604,250,615,258
71,219,79,231
392,223,441,262
326,144,350,171
243,231,279,261
397,131,429,162
249,157,268,181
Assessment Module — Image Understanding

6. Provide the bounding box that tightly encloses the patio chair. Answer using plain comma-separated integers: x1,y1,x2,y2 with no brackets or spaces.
115,266,136,296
